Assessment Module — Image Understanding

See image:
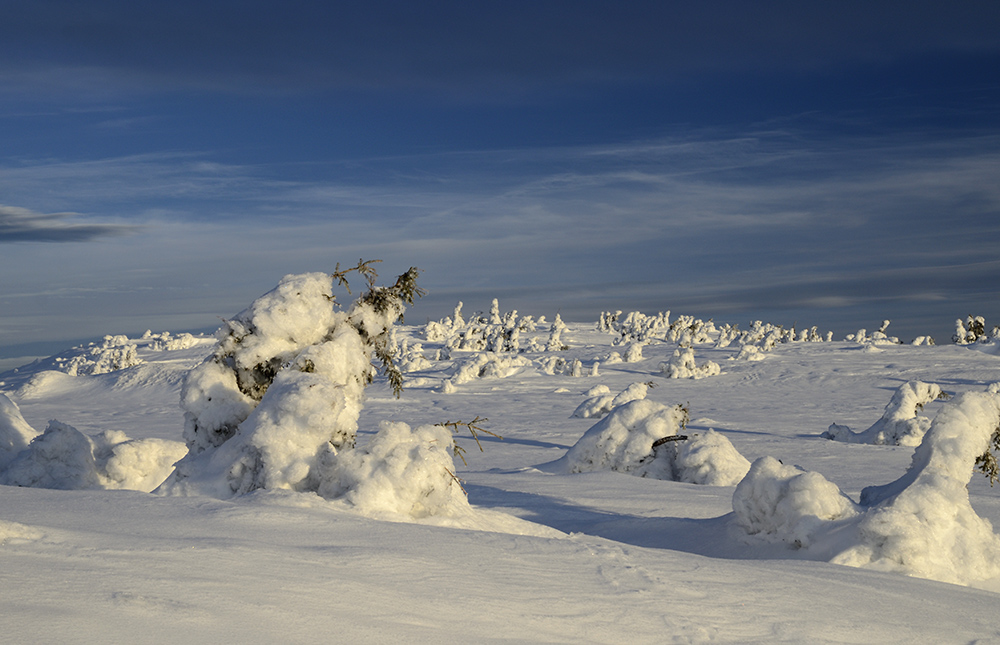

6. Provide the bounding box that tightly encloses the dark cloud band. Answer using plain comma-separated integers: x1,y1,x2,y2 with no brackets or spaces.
0,205,137,243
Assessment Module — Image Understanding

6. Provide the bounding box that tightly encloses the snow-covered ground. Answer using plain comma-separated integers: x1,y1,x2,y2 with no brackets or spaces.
3,304,1000,643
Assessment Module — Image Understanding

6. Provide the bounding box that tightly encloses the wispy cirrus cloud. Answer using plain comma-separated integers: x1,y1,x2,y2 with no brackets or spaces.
0,204,138,243
1,125,998,345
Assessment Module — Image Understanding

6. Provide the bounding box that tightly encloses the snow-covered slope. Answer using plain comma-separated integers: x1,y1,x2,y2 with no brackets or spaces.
2,313,1000,643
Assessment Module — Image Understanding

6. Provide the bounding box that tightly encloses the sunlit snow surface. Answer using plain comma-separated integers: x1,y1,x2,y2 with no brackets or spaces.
3,323,1000,643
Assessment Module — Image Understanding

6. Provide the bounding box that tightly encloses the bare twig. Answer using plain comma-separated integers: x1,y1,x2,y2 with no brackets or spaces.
444,467,467,495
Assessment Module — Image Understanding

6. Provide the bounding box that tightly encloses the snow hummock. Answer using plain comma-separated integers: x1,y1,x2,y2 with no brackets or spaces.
734,456,860,549
0,420,185,492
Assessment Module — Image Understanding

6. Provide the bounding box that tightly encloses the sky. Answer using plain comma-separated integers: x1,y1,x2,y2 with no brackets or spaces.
2,1,1000,363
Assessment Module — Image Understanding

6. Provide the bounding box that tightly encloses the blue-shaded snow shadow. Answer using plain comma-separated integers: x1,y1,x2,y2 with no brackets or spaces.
464,483,800,562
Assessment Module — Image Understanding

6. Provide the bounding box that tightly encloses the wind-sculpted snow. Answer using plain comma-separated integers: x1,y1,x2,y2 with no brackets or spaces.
736,389,1000,585
823,381,947,446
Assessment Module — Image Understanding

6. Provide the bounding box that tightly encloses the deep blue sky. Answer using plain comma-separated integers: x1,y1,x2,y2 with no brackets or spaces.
2,1,1000,362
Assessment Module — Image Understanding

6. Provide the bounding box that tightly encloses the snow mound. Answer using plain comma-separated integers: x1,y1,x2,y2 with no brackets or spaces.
0,393,38,467
571,381,651,419
555,400,750,485
733,457,860,548
660,346,721,379
0,420,186,492
319,421,468,518
822,381,946,446
735,390,1000,585
664,429,752,486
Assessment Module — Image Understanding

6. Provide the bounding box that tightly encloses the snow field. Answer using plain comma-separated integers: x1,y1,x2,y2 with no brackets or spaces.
4,290,1000,642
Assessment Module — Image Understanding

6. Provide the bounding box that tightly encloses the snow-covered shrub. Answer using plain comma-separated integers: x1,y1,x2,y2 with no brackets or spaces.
641,429,751,486
953,315,1000,345
317,421,468,518
837,390,1000,584
557,400,748,485
660,346,721,379
0,394,39,468
733,457,860,549
603,310,671,345
732,345,766,362
55,335,145,376
735,320,832,350
448,352,532,386
668,316,717,346
0,420,186,492
396,339,434,372
427,300,538,353
571,381,651,419
424,302,467,342
597,310,622,333
714,324,740,349
557,399,689,474
736,389,1000,585
546,314,569,351
845,321,900,345
146,331,200,351
159,263,425,498
538,356,591,377
623,342,644,363
822,381,947,446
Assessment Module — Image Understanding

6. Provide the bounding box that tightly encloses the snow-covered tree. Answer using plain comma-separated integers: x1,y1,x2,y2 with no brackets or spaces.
159,262,425,497
822,381,948,446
